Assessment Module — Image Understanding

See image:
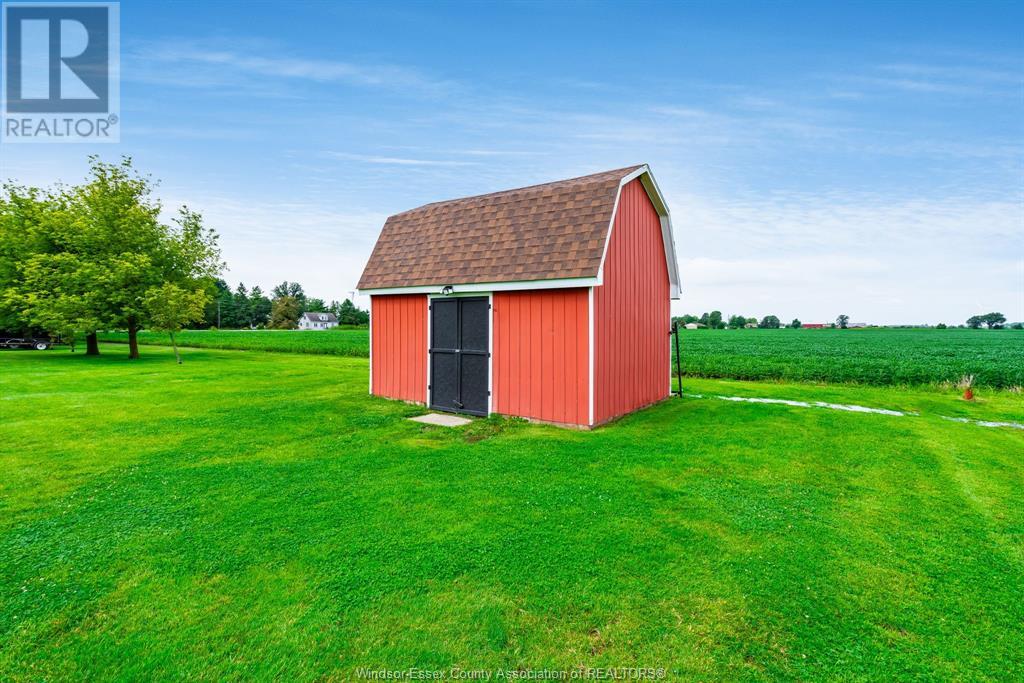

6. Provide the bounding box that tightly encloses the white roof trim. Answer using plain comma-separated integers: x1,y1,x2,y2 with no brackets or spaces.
359,276,600,296
596,164,681,300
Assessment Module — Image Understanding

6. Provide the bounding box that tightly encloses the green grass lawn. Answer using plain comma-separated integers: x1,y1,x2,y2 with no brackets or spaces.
98,327,369,357
2,346,1022,680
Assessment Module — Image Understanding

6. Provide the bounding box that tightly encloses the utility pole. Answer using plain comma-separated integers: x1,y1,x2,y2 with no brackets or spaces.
217,299,221,328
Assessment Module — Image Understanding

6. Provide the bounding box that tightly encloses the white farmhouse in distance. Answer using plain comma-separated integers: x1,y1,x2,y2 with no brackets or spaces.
298,312,338,330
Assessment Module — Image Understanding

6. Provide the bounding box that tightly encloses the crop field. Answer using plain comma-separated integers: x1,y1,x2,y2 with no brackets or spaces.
2,345,1022,679
100,327,1023,389
99,328,369,357
675,328,1023,388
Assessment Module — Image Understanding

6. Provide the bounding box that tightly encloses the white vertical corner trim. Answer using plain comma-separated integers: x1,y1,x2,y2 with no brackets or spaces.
425,296,432,406
588,286,595,426
368,296,373,395
596,164,682,300
488,292,494,417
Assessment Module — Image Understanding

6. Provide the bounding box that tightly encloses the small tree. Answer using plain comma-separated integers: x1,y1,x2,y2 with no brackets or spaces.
269,295,300,329
790,318,801,329
966,315,983,329
305,297,327,313
144,283,208,363
708,310,723,329
836,314,850,329
758,315,781,329
727,314,747,329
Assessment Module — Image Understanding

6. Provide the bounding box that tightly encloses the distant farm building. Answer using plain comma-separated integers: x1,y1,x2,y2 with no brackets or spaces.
802,323,826,329
357,165,681,428
298,312,338,330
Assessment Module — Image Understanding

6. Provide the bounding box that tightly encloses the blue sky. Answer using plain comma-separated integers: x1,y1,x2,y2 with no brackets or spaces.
2,0,1021,324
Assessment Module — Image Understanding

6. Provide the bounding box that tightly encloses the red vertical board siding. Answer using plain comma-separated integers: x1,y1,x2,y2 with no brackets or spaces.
370,294,427,403
493,288,589,426
593,179,671,424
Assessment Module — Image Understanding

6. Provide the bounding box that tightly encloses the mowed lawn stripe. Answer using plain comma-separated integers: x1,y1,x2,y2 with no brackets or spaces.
1,346,1021,680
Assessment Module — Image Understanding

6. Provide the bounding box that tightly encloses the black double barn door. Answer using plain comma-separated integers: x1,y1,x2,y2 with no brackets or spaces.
429,297,489,416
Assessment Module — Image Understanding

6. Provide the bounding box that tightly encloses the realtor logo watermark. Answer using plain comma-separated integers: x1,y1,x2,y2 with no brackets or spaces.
2,2,119,142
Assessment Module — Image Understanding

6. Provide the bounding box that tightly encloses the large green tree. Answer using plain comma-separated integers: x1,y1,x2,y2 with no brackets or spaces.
4,158,221,358
69,159,221,358
981,312,1006,329
1,184,106,353
272,281,306,307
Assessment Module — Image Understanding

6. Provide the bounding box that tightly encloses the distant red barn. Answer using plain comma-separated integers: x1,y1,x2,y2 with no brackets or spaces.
357,165,681,428
802,323,826,329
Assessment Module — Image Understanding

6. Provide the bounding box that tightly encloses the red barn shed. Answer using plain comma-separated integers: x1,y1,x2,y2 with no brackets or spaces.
356,165,681,428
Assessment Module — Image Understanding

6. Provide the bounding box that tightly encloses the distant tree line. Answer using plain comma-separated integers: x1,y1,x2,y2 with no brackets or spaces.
204,278,368,330
673,311,800,329
672,310,1021,331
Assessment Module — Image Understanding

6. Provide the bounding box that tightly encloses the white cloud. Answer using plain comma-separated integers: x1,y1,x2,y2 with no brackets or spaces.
126,39,456,97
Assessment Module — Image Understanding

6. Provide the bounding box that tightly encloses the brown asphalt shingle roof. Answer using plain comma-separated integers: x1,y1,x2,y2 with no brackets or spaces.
357,165,644,290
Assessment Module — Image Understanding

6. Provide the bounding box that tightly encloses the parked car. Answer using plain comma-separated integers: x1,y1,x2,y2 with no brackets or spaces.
0,331,56,350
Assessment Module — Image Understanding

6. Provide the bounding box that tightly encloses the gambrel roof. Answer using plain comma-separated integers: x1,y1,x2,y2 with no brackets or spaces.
357,165,680,298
